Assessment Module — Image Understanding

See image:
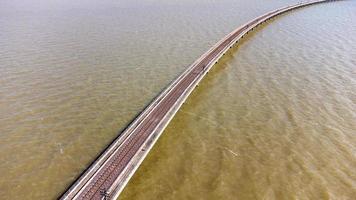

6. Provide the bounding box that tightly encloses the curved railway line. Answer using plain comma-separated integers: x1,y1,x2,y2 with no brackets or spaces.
60,1,337,199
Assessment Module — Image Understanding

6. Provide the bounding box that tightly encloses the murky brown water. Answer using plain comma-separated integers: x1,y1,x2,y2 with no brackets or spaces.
0,0,355,199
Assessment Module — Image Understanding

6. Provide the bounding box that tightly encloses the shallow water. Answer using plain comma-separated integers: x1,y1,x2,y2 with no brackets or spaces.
120,1,356,200
0,0,355,199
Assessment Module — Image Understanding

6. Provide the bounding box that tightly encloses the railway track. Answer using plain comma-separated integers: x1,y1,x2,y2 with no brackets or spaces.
60,1,334,199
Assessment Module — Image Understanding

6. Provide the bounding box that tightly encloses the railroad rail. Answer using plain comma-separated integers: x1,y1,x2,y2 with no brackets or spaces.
60,1,335,199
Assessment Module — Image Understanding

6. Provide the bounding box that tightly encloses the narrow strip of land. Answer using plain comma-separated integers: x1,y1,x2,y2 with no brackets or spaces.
60,1,333,199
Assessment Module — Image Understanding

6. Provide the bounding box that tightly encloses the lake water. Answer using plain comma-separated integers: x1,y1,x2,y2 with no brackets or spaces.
0,0,355,199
